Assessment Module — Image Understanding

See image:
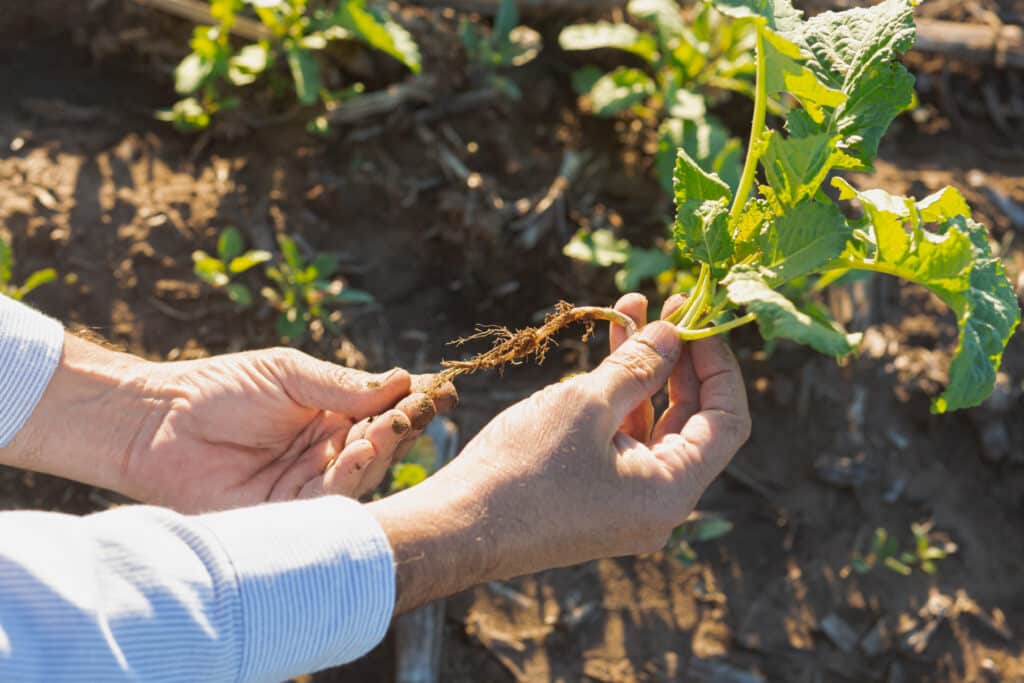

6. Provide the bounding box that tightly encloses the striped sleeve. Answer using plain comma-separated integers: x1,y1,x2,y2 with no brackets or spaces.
0,294,64,447
0,496,396,682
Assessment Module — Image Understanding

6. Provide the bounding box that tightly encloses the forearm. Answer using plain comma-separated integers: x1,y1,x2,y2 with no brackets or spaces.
1,330,157,493
0,496,394,682
366,475,497,615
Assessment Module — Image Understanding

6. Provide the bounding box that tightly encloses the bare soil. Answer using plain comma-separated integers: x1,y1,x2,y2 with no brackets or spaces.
0,2,1022,682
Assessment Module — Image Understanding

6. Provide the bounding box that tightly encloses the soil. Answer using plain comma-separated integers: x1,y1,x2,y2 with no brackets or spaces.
1,2,1023,683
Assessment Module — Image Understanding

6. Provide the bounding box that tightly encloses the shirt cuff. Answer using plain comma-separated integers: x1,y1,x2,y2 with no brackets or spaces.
0,296,64,447
198,496,396,683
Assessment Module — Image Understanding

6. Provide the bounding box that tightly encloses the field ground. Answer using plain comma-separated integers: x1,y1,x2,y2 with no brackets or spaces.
1,1,1023,681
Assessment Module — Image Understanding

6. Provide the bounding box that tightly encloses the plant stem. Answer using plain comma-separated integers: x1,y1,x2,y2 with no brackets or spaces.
677,312,756,341
729,26,767,223
679,264,711,329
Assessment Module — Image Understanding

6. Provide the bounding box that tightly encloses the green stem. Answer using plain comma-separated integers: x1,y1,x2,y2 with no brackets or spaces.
729,26,767,223
680,264,711,329
677,313,757,341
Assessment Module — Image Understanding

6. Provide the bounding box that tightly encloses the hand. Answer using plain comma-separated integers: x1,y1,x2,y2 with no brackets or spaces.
369,293,750,613
4,336,456,513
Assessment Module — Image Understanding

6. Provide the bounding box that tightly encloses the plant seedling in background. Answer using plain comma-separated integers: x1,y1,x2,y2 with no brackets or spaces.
852,524,955,576
261,234,374,345
459,0,541,99
192,226,272,308
671,511,733,565
162,0,421,131
0,235,57,302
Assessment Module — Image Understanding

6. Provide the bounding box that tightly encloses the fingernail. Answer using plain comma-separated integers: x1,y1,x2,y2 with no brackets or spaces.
391,415,410,435
638,321,680,357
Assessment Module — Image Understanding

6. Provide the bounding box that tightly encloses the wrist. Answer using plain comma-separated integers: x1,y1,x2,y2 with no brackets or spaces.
366,476,497,615
5,333,162,493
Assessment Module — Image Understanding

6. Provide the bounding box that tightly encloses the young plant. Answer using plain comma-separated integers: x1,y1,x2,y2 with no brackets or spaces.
658,0,1019,413
162,0,421,131
261,234,374,345
560,0,753,193
459,0,541,99
0,235,57,301
671,511,733,566
192,226,272,308
852,524,955,576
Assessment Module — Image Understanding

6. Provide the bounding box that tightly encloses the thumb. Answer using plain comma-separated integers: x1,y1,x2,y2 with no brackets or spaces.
587,321,681,429
275,349,412,417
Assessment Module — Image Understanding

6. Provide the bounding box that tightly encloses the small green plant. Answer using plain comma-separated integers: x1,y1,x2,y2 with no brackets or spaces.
459,0,541,99
560,0,755,193
192,226,272,307
161,0,421,131
261,234,374,344
0,235,57,301
852,523,955,576
386,435,437,494
671,511,733,565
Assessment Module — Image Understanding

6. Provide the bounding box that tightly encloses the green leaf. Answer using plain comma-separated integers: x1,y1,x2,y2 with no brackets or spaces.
790,0,917,170
674,198,733,269
710,0,803,35
228,43,269,86
229,250,273,274
218,227,245,262
656,116,742,196
832,179,1021,412
14,268,57,299
628,0,686,42
673,147,732,206
329,2,422,73
725,269,861,356
559,23,659,63
615,247,675,292
758,199,850,282
192,252,229,287
581,67,656,117
332,287,375,305
277,234,302,270
760,131,837,208
0,235,12,285
175,53,212,95
275,308,309,344
225,282,253,308
883,556,913,576
311,252,340,278
493,0,518,50
563,229,630,267
760,29,845,124
675,512,734,543
286,46,321,105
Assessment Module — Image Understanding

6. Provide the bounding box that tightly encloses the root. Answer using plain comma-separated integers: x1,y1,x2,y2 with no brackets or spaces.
430,302,637,391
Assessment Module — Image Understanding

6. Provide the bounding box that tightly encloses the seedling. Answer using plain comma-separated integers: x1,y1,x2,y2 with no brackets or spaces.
161,0,421,131
192,226,272,307
386,435,437,494
459,0,541,99
671,511,733,565
433,0,1020,416
261,234,374,345
0,235,57,301
560,0,753,193
852,523,955,576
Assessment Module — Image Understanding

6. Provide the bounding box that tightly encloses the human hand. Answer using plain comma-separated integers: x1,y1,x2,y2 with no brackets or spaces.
369,293,750,612
123,347,457,512
4,334,455,514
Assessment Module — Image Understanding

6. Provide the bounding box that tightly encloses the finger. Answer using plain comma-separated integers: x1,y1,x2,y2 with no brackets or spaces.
320,438,379,497
654,336,751,484
660,293,686,320
271,428,347,502
610,293,653,441
394,392,437,432
350,410,413,495
651,293,701,440
610,293,647,353
587,321,682,431
275,349,412,417
410,375,459,414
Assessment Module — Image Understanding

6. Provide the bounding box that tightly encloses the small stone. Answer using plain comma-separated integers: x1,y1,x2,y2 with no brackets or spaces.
820,613,859,653
979,421,1011,463
860,617,894,657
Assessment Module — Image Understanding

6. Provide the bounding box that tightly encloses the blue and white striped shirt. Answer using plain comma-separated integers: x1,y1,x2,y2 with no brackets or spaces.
0,295,396,681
